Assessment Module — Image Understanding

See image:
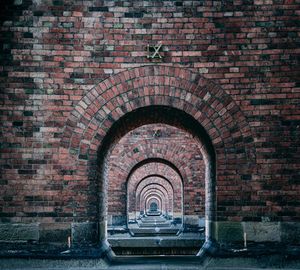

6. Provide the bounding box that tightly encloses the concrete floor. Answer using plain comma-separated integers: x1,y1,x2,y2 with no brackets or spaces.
1,257,300,270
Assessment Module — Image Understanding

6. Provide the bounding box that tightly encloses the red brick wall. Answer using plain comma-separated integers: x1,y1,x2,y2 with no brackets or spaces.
0,0,299,244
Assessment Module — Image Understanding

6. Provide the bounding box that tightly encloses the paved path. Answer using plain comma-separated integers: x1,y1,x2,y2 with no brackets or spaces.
1,257,300,270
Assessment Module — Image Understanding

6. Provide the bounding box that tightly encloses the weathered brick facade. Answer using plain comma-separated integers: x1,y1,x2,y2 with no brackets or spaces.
0,0,299,251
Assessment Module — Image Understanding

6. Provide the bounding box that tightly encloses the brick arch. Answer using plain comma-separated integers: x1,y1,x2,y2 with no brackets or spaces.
59,65,255,256
61,65,254,166
135,178,174,215
113,141,204,187
148,201,159,213
107,123,205,182
107,124,205,220
139,186,170,214
145,196,161,213
109,143,205,218
143,190,166,214
145,194,163,212
126,161,183,219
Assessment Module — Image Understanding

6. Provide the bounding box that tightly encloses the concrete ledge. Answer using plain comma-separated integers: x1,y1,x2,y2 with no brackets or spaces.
243,222,281,242
0,223,39,242
184,215,201,226
39,223,70,243
129,227,179,235
215,221,300,243
71,222,98,246
107,215,126,226
281,222,300,244
1,221,299,247
108,234,204,248
215,222,243,242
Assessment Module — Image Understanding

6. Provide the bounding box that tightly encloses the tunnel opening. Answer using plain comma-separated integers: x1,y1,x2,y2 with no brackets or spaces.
96,105,216,257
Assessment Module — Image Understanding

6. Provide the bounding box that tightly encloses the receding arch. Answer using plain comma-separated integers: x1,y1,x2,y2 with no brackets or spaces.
149,202,159,212
107,129,206,201
144,194,163,214
97,105,216,256
141,188,167,214
146,198,161,214
126,159,183,224
59,65,255,258
138,182,172,214
134,176,175,220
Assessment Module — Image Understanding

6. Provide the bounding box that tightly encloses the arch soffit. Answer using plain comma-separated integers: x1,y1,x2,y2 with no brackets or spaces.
135,174,175,195
138,183,172,202
109,141,205,186
140,187,168,204
145,194,163,207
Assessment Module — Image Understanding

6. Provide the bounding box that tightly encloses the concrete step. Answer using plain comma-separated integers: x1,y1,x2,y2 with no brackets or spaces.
146,211,161,216
109,237,202,247
138,222,171,228
141,217,166,221
108,233,204,255
140,220,167,224
140,217,168,223
129,227,179,235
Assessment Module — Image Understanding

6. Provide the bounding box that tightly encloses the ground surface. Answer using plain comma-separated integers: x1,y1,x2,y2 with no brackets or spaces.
1,242,300,269
1,257,300,270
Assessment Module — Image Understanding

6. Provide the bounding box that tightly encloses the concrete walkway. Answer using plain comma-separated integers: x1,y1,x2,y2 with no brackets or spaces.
1,257,300,270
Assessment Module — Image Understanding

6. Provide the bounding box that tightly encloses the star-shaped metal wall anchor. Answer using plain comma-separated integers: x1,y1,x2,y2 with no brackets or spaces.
147,43,163,59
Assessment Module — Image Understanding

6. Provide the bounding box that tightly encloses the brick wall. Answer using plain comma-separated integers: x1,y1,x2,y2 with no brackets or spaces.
0,0,299,245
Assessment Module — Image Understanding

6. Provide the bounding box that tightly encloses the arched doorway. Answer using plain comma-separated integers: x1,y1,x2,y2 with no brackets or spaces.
97,105,215,256
126,159,184,234
149,202,159,213
60,65,254,259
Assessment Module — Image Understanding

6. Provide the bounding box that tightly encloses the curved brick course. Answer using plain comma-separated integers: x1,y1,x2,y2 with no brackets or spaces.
108,124,205,219
125,161,183,225
136,178,174,214
107,124,205,221
1,0,299,250
58,65,255,224
139,185,170,214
